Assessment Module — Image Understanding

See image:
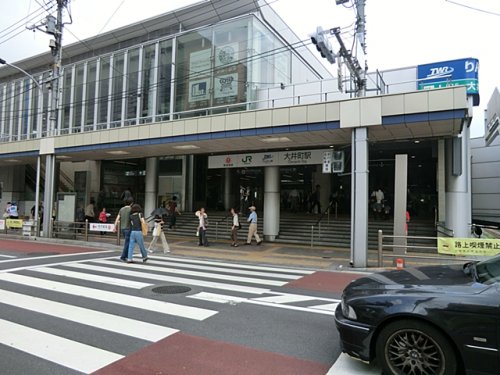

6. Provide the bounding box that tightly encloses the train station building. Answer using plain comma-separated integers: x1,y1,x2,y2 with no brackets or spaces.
0,0,481,266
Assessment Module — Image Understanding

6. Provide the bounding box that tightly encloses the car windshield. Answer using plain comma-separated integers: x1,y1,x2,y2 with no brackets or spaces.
475,254,500,284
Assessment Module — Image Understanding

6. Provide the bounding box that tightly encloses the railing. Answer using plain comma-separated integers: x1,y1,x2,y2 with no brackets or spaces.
436,221,454,237
377,229,476,267
310,203,338,248
214,215,230,240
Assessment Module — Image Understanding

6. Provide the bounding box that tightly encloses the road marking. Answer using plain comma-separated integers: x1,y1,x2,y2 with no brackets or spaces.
31,266,152,289
0,250,116,265
147,255,314,274
252,294,318,304
188,292,336,316
0,318,123,374
0,272,216,321
0,289,177,341
95,259,286,286
308,302,339,312
0,254,16,259
326,353,380,374
64,263,271,295
140,259,302,280
0,254,116,273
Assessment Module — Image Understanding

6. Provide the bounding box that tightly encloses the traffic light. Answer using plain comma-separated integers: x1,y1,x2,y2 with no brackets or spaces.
310,27,336,64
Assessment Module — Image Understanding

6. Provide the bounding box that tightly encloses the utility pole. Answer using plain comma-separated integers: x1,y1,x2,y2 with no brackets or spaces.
41,0,68,237
312,1,368,267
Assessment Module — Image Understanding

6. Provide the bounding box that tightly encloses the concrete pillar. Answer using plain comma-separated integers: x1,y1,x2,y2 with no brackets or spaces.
224,168,231,211
42,153,55,237
350,127,369,268
144,157,158,224
437,140,446,222
263,166,280,241
445,124,472,237
393,154,408,255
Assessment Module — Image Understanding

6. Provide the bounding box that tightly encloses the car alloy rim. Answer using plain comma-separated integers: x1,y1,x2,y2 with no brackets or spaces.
385,328,445,375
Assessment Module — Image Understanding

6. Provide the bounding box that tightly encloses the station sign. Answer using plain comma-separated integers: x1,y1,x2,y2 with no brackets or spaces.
417,58,479,106
209,149,331,169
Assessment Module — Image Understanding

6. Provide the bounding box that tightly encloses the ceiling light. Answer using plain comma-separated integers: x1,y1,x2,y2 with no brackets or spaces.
106,150,130,155
4,159,19,162
414,140,421,144
173,145,200,150
260,136,291,143
329,145,334,148
56,155,71,159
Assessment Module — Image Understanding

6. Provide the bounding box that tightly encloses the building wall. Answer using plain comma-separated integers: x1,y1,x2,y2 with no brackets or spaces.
471,136,500,224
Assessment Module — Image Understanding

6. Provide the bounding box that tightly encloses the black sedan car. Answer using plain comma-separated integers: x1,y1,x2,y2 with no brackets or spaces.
335,256,500,375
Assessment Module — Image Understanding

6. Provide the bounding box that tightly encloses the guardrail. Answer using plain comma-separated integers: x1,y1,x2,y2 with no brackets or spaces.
377,229,476,267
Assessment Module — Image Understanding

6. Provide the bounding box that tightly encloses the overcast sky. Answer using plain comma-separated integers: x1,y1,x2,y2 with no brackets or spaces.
0,0,498,138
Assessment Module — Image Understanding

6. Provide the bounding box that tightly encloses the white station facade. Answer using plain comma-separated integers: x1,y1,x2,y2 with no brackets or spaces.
0,0,482,266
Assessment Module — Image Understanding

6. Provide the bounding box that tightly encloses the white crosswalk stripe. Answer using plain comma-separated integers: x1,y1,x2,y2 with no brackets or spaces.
0,255,328,374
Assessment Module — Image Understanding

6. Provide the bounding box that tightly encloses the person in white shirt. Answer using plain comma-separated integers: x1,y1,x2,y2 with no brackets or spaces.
230,208,240,247
371,188,385,219
195,208,209,246
245,206,262,245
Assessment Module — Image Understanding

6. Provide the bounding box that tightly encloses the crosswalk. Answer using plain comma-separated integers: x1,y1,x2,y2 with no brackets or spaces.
0,254,341,374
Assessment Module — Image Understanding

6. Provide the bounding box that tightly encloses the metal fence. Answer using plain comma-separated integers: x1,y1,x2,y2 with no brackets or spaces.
377,229,476,267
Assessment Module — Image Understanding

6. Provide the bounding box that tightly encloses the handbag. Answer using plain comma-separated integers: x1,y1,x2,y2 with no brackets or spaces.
140,216,148,236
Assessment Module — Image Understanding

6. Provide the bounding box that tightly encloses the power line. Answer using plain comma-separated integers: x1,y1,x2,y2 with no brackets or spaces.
445,0,500,16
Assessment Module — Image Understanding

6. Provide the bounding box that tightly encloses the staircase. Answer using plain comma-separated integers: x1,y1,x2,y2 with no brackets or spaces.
164,212,437,250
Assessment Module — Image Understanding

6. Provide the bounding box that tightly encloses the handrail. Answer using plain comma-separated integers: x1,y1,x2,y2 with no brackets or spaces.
435,221,454,237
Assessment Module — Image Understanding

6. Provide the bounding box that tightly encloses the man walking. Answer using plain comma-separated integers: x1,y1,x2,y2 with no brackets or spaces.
114,197,133,261
245,206,262,245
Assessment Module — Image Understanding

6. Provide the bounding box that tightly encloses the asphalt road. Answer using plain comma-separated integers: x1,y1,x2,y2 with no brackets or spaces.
0,241,380,375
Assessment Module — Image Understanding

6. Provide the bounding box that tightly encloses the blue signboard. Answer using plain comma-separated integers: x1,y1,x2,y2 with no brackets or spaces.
417,58,479,106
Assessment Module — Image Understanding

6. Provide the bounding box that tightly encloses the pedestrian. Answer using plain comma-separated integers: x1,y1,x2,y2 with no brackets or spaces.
85,197,96,222
406,209,411,235
196,208,209,247
168,196,180,229
126,203,149,263
371,188,385,219
230,207,240,247
309,184,321,214
98,207,108,235
148,215,170,254
245,206,262,245
114,197,133,262
121,187,133,204
7,201,19,219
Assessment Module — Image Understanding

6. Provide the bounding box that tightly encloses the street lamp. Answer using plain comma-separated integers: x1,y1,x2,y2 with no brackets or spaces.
0,58,43,235
0,58,42,90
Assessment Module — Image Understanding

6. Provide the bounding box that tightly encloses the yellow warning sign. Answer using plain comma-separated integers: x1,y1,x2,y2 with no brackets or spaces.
6,219,23,229
438,237,500,256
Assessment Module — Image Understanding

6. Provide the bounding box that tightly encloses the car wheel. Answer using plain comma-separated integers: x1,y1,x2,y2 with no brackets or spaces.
375,319,457,375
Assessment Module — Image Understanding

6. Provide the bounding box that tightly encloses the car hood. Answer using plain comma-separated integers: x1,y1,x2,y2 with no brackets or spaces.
346,264,489,296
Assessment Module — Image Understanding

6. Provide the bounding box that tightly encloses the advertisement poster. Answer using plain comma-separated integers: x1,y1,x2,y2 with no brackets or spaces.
189,49,211,78
189,78,211,102
214,73,238,99
215,43,239,68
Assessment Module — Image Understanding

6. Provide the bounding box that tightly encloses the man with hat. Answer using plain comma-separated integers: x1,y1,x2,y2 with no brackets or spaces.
245,206,262,245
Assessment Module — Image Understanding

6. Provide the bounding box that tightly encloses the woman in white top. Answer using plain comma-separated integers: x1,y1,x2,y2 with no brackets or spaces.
230,208,240,247
195,208,209,246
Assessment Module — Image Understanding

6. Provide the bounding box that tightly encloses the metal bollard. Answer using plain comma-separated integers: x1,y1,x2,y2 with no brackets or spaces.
378,229,383,267
85,219,89,242
310,225,314,248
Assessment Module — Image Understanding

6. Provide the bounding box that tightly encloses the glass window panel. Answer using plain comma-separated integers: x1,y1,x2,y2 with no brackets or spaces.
73,63,85,130
85,60,97,126
12,81,21,138
111,52,124,123
62,68,73,130
175,29,212,113
98,57,110,124
141,43,156,118
125,48,140,120
157,40,172,115
41,71,50,136
30,80,39,138
3,85,12,141
22,79,30,138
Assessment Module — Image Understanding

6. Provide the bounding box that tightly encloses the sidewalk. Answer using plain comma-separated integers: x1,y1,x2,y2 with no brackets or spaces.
0,231,471,271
